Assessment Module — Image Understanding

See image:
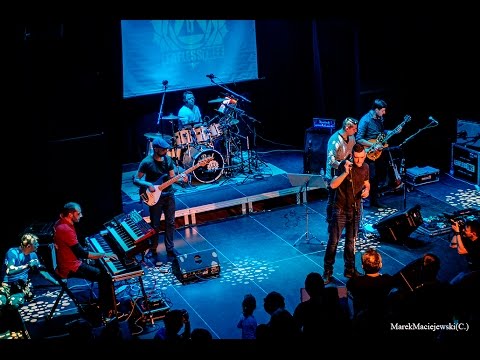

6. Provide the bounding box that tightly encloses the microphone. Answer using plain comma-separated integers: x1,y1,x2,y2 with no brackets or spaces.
428,116,439,124
162,80,168,86
206,74,215,79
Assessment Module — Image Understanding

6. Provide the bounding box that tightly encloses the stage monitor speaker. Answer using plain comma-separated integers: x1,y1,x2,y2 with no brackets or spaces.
304,127,330,174
173,249,221,283
373,204,423,243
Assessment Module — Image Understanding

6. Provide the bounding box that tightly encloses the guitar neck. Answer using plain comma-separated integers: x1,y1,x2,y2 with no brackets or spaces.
383,115,411,144
157,159,209,191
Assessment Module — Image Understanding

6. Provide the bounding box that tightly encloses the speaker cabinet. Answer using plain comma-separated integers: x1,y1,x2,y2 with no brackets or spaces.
456,119,480,151
304,127,331,174
173,249,221,283
373,205,423,243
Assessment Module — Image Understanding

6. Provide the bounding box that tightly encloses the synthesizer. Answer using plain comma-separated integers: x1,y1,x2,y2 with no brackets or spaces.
104,210,155,259
86,232,144,282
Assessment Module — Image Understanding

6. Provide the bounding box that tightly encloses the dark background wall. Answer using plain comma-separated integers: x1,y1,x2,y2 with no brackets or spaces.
9,16,478,254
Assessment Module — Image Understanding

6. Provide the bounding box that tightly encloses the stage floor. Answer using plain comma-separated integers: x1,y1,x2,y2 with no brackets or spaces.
3,149,479,348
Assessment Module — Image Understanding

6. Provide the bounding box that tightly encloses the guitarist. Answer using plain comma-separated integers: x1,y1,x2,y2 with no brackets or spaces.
133,137,187,266
356,99,401,208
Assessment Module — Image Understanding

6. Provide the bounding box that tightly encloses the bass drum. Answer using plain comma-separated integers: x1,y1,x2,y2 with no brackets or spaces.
182,147,224,183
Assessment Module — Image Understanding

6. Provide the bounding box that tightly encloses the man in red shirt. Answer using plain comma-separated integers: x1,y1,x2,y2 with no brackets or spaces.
53,202,117,318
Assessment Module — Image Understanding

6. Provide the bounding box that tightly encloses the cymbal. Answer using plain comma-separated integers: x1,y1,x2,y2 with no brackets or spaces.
220,119,239,126
144,133,173,141
208,97,226,104
162,114,180,120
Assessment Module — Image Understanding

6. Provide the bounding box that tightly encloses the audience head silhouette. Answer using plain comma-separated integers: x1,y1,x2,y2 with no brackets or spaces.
304,272,325,299
263,291,285,314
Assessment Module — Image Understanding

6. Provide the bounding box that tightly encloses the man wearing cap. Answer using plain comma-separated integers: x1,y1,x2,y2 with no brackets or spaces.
133,137,187,266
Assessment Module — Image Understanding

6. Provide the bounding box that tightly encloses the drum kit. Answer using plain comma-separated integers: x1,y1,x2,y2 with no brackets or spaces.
144,98,245,184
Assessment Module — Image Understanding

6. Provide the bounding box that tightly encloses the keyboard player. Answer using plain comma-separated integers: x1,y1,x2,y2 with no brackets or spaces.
53,202,119,319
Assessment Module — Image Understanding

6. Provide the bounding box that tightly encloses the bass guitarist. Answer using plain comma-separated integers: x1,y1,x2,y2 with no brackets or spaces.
356,99,402,208
133,137,187,266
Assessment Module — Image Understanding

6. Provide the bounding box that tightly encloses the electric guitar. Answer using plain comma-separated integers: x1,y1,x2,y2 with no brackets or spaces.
140,156,214,206
365,115,412,161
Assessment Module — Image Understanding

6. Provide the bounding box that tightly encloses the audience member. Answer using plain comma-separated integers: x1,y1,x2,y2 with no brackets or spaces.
450,219,479,284
190,327,213,343
237,293,257,339
346,248,395,337
154,309,191,342
293,272,351,341
388,253,454,344
256,291,300,341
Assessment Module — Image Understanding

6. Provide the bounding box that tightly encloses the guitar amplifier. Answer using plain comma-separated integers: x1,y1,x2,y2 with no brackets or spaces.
451,143,480,185
312,117,335,133
456,119,480,151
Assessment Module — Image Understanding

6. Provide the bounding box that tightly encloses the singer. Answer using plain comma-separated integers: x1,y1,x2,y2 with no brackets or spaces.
0,233,57,311
325,117,359,230
322,143,370,284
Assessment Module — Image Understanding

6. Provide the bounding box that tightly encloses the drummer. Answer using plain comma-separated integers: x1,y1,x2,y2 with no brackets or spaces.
178,90,202,128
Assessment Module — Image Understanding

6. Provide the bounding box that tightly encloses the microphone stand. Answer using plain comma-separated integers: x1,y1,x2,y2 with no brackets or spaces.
208,77,251,103
398,119,438,210
350,166,360,257
156,81,169,133
293,178,319,246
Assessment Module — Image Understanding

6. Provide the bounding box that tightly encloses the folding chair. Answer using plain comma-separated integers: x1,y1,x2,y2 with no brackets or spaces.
46,271,89,321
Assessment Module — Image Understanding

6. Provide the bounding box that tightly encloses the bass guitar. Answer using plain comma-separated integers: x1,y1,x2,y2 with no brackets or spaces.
140,156,213,206
365,115,411,161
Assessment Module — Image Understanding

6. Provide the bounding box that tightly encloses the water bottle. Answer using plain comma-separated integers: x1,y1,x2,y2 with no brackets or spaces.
320,168,325,177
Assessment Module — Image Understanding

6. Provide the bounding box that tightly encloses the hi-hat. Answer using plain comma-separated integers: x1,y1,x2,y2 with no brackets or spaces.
208,97,226,104
161,114,180,120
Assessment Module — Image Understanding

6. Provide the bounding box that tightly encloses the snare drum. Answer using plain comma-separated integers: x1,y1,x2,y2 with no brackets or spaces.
174,128,193,146
208,123,223,139
194,125,210,144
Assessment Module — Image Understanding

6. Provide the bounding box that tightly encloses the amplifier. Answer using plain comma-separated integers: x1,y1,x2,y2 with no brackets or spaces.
406,166,440,186
451,143,480,185
23,221,55,243
312,118,335,132
172,249,221,283
456,119,480,151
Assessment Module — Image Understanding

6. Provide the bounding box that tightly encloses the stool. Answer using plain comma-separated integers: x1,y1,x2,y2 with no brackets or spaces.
46,272,88,321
